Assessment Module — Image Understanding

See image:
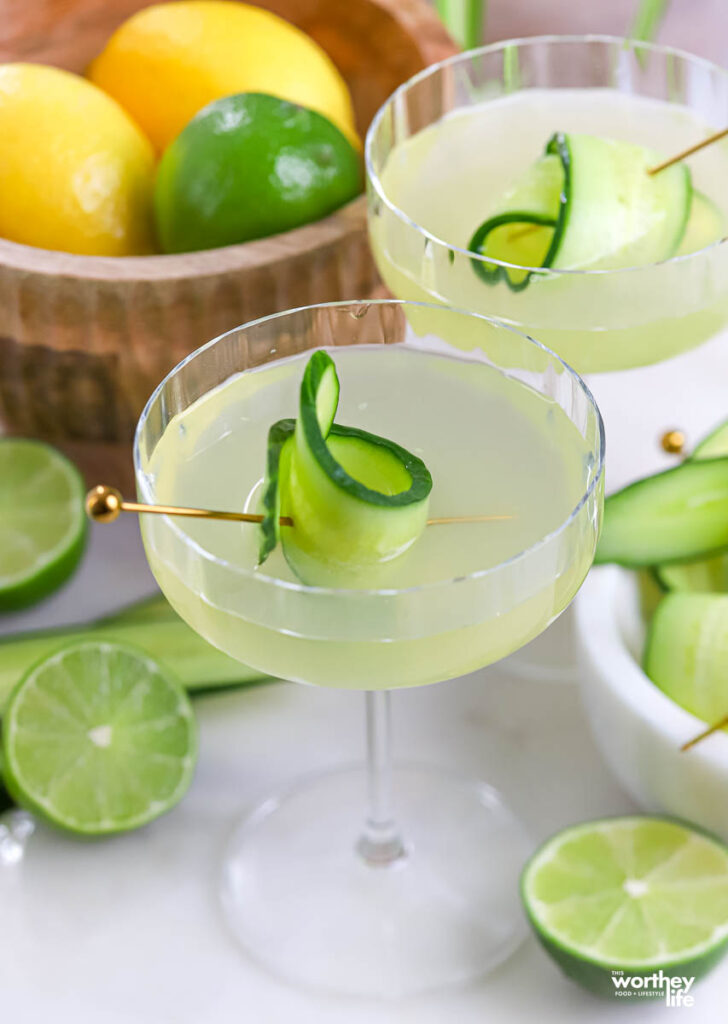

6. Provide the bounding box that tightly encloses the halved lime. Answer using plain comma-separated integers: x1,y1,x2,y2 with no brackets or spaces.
2,641,197,835
522,817,728,997
0,439,87,610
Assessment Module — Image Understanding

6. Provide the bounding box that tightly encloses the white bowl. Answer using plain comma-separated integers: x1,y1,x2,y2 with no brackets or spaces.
575,566,728,841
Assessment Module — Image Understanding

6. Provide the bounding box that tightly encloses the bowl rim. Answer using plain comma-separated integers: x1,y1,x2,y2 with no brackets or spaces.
576,564,728,761
0,194,368,281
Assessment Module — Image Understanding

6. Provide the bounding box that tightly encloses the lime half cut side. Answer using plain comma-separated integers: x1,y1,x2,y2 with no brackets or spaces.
0,439,87,610
522,817,728,997
2,641,197,835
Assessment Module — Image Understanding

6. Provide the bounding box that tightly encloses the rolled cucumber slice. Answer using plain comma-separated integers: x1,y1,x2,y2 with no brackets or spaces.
595,458,728,567
259,351,432,578
644,593,728,727
469,132,691,290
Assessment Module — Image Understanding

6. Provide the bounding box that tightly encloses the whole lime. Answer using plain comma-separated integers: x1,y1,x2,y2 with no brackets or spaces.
154,93,362,253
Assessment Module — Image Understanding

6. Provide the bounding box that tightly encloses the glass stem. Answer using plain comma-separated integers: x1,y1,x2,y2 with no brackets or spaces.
357,690,406,866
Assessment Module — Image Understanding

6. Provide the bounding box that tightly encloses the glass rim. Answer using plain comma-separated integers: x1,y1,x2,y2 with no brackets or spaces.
364,33,728,279
134,298,605,598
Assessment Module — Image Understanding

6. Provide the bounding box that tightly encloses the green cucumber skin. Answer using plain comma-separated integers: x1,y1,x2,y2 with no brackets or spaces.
0,604,268,715
468,211,558,291
469,131,690,292
468,133,569,292
259,418,296,564
287,422,431,569
259,351,432,573
302,350,340,435
297,352,431,510
595,457,728,568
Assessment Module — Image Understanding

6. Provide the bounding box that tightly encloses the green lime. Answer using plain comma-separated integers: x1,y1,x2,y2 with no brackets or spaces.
522,817,728,998
0,439,87,610
155,92,362,253
2,641,197,835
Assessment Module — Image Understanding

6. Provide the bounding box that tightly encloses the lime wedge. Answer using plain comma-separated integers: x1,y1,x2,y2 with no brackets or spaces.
0,439,87,610
522,817,728,997
2,641,197,835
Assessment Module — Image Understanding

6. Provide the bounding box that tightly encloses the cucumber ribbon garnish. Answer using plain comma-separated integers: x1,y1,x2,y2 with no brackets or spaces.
259,351,432,577
468,131,693,291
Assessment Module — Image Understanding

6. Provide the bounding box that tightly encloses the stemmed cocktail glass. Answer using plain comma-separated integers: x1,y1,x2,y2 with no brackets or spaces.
134,300,604,996
366,36,728,677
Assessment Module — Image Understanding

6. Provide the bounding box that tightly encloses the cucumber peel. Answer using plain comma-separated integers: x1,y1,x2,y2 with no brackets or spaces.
0,594,269,715
259,351,432,578
469,132,692,290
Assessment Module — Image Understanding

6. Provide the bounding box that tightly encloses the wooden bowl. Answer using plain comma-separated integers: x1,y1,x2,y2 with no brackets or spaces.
0,0,456,485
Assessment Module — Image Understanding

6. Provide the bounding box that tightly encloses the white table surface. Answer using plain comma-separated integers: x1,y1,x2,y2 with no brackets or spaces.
2,330,728,1023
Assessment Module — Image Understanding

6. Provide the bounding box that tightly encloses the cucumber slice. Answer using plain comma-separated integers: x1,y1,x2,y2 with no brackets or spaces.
653,417,728,592
468,152,564,291
259,351,432,578
677,190,726,257
692,417,728,460
656,555,728,593
469,132,691,291
644,593,728,727
595,458,728,567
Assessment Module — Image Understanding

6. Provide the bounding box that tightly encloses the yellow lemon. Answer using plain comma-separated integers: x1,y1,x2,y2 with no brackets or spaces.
0,64,155,256
87,1,358,154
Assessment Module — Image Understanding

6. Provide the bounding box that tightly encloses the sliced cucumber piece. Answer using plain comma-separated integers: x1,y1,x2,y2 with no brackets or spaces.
692,416,728,460
595,457,728,567
677,190,726,257
656,556,728,593
644,593,728,727
653,416,728,592
468,152,564,290
259,351,432,579
469,132,691,291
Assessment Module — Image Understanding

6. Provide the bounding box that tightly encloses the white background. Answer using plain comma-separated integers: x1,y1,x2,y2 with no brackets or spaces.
2,330,728,1023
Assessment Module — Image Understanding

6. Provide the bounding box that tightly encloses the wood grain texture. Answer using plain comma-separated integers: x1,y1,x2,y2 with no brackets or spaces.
0,0,457,483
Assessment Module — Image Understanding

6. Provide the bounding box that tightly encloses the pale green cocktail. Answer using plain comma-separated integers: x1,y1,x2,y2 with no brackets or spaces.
134,301,604,996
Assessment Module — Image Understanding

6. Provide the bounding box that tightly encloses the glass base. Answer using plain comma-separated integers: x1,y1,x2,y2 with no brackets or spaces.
220,765,531,997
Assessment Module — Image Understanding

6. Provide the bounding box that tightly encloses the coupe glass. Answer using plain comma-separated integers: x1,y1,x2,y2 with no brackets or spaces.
134,300,604,997
366,35,728,376
366,36,728,680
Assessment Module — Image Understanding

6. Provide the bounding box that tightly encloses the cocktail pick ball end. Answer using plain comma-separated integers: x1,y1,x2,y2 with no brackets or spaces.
85,485,123,523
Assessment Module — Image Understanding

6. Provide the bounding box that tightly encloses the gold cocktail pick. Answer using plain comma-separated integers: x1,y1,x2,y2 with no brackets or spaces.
85,485,512,529
648,125,728,175
681,713,728,753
